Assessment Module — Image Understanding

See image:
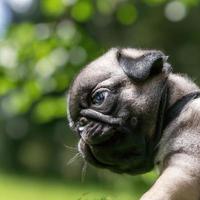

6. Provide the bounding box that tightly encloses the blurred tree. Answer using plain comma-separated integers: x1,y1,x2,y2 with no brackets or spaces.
0,0,200,185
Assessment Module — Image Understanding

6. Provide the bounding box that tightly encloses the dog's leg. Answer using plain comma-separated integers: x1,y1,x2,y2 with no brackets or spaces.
140,154,200,200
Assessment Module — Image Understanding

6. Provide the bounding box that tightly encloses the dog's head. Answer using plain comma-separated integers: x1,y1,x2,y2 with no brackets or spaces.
67,48,171,175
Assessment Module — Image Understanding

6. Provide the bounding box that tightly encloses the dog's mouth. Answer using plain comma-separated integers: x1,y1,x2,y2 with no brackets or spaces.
77,121,153,174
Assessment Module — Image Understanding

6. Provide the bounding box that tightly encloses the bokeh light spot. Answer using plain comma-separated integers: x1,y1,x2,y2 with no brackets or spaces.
0,1,12,38
35,58,55,78
0,78,14,96
165,1,187,22
33,97,66,123
96,0,115,15
56,20,77,42
35,23,51,40
116,3,138,25
62,0,78,6
71,1,93,22
41,0,65,17
0,45,18,68
23,80,42,101
8,0,33,14
1,91,32,116
49,47,69,67
35,48,68,79
9,23,35,45
69,46,87,65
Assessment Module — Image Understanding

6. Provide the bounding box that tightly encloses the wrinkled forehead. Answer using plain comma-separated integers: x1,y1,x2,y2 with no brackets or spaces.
70,48,148,95
67,48,150,124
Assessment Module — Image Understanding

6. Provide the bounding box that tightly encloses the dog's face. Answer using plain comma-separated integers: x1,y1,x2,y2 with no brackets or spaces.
67,48,171,175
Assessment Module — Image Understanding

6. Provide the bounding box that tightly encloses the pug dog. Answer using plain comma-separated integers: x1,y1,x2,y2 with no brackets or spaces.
67,48,200,200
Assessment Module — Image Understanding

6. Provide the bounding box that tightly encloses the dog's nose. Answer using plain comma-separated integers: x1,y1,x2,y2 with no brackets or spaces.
79,117,88,126
77,117,88,134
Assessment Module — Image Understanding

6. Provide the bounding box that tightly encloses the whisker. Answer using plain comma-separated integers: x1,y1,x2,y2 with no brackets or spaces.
81,161,87,182
64,144,77,152
67,152,81,166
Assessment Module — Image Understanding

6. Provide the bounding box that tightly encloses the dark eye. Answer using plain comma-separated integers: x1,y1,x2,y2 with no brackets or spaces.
91,90,109,105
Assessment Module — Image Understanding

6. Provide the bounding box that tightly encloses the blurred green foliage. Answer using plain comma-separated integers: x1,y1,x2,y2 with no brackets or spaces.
0,0,200,199
116,3,138,25
0,171,157,200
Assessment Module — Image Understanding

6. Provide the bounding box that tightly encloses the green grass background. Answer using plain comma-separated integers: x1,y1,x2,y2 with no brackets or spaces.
0,171,157,200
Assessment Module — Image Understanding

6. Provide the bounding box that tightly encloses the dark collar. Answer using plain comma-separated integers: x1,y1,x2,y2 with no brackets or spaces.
163,91,200,129
136,86,200,173
152,88,200,155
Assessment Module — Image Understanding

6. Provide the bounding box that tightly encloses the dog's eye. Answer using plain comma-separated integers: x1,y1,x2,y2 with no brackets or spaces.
91,90,109,105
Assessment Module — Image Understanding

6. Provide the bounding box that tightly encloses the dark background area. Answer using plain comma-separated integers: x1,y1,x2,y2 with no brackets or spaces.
0,0,200,199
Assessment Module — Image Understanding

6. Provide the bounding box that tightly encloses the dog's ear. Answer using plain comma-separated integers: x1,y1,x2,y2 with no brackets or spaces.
117,50,172,82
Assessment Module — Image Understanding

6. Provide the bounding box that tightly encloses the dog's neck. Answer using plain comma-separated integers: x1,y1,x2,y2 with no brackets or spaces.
152,74,200,161
167,73,200,109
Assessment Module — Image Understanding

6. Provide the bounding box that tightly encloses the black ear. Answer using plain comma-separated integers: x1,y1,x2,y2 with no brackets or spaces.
117,50,172,82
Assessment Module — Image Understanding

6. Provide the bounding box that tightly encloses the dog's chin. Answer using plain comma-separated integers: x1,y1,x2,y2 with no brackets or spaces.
78,131,153,175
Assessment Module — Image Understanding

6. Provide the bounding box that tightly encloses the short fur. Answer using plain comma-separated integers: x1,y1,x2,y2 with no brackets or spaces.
67,48,200,200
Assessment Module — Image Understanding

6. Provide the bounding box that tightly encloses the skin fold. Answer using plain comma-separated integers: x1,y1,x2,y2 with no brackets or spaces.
67,48,200,200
